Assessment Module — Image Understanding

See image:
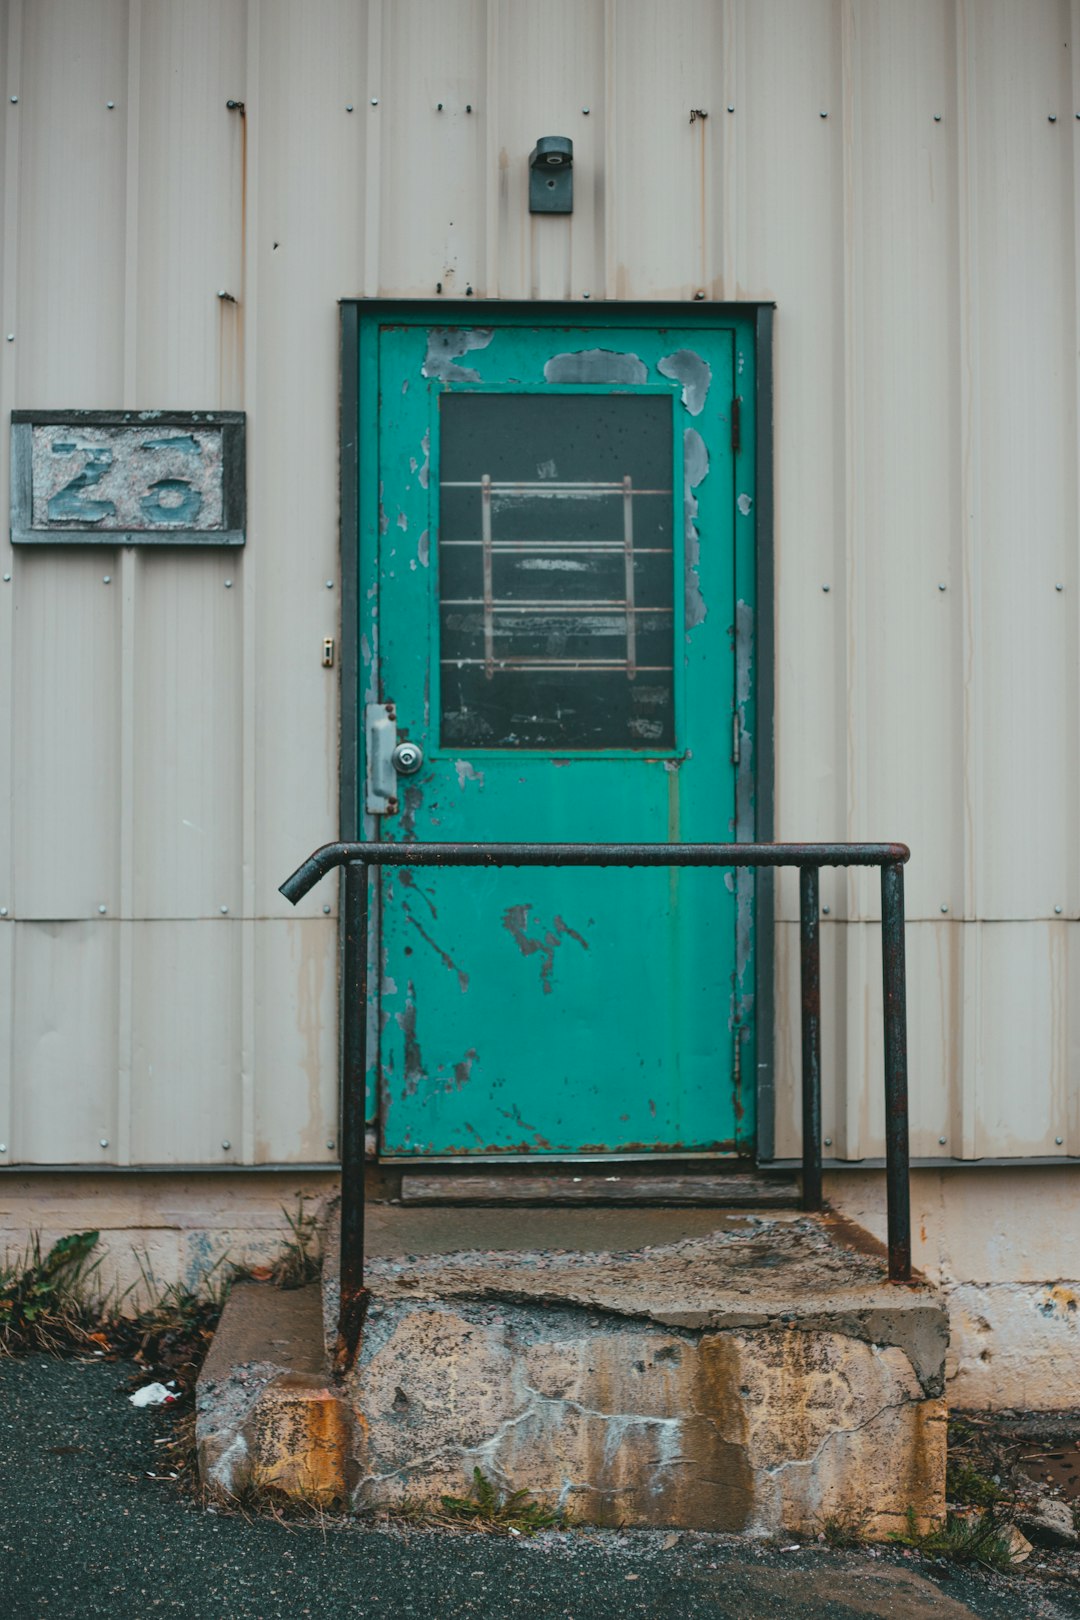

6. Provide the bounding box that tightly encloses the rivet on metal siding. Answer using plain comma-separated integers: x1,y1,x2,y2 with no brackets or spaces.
224,579,233,588
694,290,705,300
100,1138,109,1149
466,104,473,113
1055,905,1063,914
582,291,590,299
323,904,331,914
103,575,111,584
940,904,948,913
819,111,828,119
1049,115,1057,123
98,904,107,914
823,1137,832,1147
222,1140,231,1150
217,289,237,302
327,1141,335,1150
5,334,13,341
326,580,334,589
2,574,10,582
582,107,590,115
821,584,830,592
437,102,444,112
346,104,354,113
220,905,229,914
938,582,947,591
727,105,735,114
822,905,830,915
1056,1136,1064,1146
934,114,942,123
939,1137,947,1146
1056,582,1064,591
106,101,115,109
0,908,7,916
370,97,378,106
9,96,17,104
436,282,443,293
0,1145,6,1153
465,285,474,296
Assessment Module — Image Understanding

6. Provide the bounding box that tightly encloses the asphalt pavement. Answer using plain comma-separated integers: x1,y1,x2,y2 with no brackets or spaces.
3,1355,1080,1620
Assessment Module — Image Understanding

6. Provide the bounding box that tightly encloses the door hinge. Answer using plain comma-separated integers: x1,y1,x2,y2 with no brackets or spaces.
730,395,741,453
732,710,741,766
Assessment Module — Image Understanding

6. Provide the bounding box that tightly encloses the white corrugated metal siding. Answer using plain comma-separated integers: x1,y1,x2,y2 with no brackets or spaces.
0,0,1077,1165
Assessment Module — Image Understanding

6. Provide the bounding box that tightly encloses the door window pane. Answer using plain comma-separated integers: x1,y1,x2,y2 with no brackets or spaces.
438,392,675,749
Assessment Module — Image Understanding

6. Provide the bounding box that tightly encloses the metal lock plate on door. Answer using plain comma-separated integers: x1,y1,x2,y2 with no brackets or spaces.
365,703,424,813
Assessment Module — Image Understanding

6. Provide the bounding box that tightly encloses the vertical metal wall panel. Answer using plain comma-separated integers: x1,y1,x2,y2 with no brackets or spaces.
15,0,129,405
252,918,337,1163
128,921,242,1164
132,0,247,408
845,0,962,923
133,554,243,918
376,0,485,297
12,553,122,918
489,0,605,301
974,923,1072,1158
13,922,120,1164
737,0,845,925
966,0,1075,920
604,0,722,300
774,920,957,1162
248,0,363,918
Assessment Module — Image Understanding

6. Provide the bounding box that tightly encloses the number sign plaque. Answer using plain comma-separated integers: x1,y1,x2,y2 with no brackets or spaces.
10,410,245,546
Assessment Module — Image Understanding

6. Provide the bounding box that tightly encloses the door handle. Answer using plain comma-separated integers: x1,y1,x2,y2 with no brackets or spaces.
365,704,425,813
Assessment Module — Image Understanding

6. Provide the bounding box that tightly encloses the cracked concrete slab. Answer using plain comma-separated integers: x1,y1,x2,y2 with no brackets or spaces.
324,1205,947,1533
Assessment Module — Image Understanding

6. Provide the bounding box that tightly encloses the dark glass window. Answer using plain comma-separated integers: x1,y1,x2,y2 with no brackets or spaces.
438,393,675,749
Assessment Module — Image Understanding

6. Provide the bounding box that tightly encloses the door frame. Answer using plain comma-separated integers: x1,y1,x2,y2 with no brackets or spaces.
338,299,777,1165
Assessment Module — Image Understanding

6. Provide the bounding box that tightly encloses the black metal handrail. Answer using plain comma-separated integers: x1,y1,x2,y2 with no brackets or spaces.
280,841,912,1372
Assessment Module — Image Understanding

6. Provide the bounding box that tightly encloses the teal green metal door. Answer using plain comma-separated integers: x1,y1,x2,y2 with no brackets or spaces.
360,309,756,1158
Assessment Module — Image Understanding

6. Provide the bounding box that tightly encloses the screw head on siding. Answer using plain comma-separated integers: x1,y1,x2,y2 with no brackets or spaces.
224,579,233,588
346,104,354,112
939,1137,947,1146
370,97,378,106
582,107,590,115
1055,905,1063,914
327,1141,335,1151
1049,115,1057,123
323,904,331,914
934,114,942,123
9,96,17,104
822,905,830,915
1056,1136,1064,1146
326,580,334,589
582,291,590,299
940,903,949,913
222,1140,231,1150
99,1138,109,1149
219,905,228,914
823,1137,832,1147
5,334,13,342
0,1144,6,1153
98,904,107,914
106,101,115,110
0,908,8,916
3,574,10,582
103,575,111,584
821,584,830,592
437,102,443,112
938,582,947,591
727,105,735,114
819,110,828,119
1056,583,1064,592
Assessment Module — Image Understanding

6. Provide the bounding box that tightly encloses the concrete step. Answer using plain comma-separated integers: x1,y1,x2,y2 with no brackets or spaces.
198,1203,947,1536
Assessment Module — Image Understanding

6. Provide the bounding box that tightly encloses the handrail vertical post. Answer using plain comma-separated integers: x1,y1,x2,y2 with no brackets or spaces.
881,861,912,1282
334,858,370,1372
799,866,823,1212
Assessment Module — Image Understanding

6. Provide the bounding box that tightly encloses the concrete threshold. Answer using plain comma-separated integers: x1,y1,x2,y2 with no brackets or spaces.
198,1204,947,1536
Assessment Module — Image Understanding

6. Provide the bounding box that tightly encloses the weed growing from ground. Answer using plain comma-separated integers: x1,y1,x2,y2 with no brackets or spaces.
440,1467,559,1536
946,1457,1003,1509
0,1231,104,1354
892,1505,1016,1572
815,1507,871,1548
